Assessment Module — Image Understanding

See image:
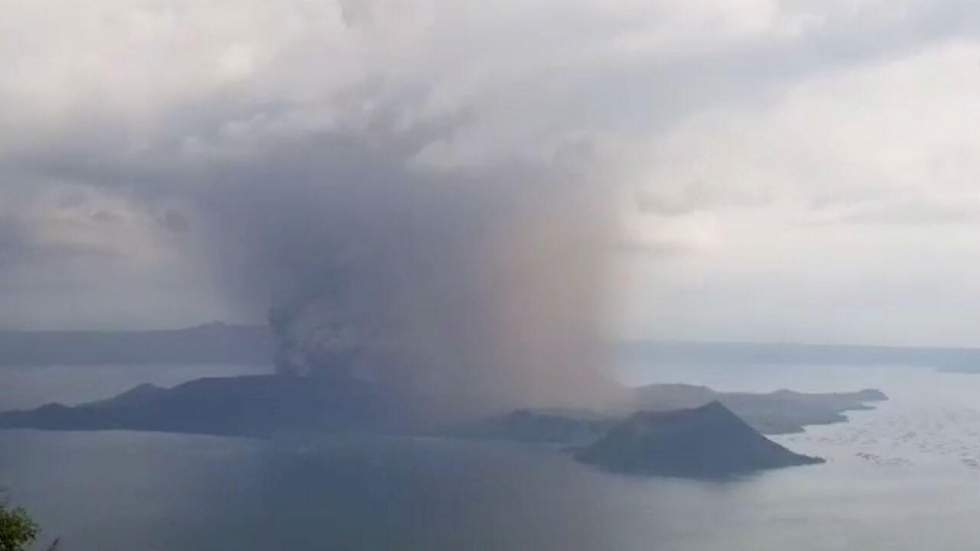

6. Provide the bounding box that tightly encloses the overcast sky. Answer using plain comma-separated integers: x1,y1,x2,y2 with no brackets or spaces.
2,1,980,347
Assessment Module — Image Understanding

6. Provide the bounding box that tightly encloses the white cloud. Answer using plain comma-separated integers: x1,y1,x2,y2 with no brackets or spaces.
616,39,980,345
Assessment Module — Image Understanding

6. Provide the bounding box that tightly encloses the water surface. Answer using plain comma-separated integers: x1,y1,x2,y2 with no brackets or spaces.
3,363,980,550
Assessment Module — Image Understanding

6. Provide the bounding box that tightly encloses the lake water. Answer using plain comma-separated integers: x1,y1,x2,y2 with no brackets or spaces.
3,362,980,550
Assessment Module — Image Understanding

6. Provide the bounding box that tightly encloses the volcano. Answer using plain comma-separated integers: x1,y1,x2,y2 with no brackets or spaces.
575,401,824,478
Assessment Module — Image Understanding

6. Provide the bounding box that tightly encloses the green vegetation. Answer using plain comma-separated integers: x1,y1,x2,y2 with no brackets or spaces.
0,504,38,551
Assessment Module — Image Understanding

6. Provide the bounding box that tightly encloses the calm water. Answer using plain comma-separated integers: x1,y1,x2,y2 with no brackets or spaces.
3,362,980,550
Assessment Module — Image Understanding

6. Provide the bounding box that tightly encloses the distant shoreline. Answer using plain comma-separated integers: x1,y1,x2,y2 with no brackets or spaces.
0,322,273,367
617,340,980,372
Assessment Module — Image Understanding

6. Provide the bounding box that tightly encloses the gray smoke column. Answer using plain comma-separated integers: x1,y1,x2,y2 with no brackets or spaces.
180,119,623,421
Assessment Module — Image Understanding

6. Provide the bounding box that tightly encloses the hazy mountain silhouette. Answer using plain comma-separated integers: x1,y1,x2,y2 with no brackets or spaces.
633,384,887,434
620,340,980,373
0,375,405,437
1,375,887,449
1,379,835,479
450,384,887,444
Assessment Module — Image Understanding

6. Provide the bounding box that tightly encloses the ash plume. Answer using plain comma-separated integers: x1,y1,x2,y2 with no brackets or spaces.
183,121,623,421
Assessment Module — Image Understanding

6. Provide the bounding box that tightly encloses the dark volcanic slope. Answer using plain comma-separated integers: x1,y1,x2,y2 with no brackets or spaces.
633,384,887,434
0,375,407,437
576,401,824,478
0,322,273,366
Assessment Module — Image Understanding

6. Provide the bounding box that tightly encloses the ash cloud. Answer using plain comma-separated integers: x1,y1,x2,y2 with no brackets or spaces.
8,0,980,407
179,116,622,418
1,98,624,417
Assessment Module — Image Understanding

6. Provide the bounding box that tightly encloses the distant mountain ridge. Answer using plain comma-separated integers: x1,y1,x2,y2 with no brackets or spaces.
0,375,401,437
453,384,887,443
0,322,273,366
632,383,887,434
619,340,980,372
